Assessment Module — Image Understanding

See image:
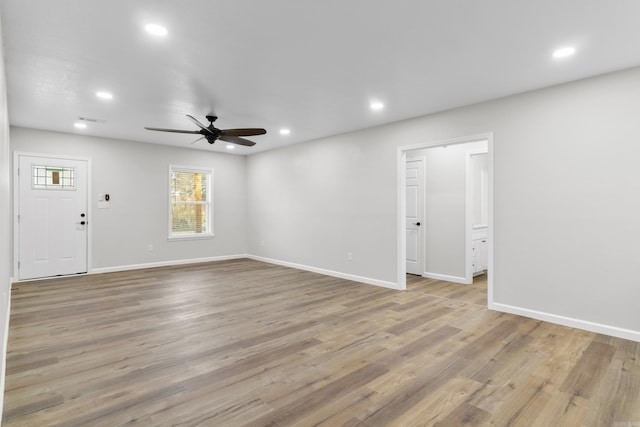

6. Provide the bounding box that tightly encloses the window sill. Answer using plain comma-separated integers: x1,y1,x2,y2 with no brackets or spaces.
168,233,215,242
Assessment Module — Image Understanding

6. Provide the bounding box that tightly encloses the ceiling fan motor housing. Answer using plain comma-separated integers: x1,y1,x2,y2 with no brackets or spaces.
203,126,222,143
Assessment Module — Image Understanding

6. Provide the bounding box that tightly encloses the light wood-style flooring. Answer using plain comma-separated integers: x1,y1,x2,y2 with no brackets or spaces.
3,259,640,426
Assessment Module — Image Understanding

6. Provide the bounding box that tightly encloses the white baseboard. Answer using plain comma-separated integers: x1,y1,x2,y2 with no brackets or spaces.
247,255,401,290
422,272,471,285
90,254,249,275
98,253,401,291
490,301,640,343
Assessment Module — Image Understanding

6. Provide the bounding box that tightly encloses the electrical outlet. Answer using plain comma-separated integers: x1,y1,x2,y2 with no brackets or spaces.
147,244,154,252
347,252,353,261
261,240,265,247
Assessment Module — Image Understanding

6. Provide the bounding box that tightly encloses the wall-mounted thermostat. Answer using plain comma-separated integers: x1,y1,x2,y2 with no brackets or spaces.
98,193,111,209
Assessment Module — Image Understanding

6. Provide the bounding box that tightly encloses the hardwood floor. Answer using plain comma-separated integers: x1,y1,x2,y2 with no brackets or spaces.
3,259,639,426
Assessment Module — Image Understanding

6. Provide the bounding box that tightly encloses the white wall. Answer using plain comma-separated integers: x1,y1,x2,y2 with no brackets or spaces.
0,13,12,420
247,136,398,285
247,66,640,339
408,141,486,280
11,128,248,271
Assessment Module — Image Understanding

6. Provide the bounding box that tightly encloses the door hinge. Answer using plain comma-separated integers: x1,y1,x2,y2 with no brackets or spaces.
18,261,20,269
17,214,20,223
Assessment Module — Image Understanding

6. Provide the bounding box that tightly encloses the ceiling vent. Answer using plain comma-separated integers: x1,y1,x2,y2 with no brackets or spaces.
78,116,106,123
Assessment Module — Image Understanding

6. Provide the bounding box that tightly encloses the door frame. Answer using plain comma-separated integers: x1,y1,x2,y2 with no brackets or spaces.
396,133,494,302
13,151,92,281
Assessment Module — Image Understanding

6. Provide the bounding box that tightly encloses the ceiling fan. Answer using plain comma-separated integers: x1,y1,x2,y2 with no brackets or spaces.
145,114,266,147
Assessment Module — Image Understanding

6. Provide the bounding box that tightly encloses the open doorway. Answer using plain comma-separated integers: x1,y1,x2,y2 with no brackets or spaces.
467,149,489,283
397,133,494,305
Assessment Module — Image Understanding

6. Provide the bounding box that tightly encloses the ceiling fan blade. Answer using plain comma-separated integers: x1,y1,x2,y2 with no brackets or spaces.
190,136,205,145
220,135,256,147
221,128,267,137
186,115,214,135
144,127,202,134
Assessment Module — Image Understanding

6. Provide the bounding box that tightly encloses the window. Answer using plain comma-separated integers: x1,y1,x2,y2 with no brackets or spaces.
169,166,213,238
32,165,75,190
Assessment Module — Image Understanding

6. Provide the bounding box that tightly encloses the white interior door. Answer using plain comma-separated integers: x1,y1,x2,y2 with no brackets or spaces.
406,158,424,275
18,155,88,280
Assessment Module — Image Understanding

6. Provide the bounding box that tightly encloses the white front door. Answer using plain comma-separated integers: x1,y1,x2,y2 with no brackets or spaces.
406,158,424,275
17,155,88,280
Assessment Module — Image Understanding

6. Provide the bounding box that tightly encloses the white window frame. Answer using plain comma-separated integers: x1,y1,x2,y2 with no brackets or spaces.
168,165,214,240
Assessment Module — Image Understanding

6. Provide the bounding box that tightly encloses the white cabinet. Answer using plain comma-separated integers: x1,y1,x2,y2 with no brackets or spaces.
472,226,488,275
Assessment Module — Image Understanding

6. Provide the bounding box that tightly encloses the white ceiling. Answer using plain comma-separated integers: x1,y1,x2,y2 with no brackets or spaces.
2,1,640,155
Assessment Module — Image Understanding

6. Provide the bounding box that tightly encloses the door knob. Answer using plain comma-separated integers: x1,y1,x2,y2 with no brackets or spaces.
414,222,421,226
80,213,85,217
80,221,86,225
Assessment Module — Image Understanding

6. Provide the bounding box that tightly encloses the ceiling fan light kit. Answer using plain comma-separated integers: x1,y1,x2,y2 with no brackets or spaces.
145,114,266,147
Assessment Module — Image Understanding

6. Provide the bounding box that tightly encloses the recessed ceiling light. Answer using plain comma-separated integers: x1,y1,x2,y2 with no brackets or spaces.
96,91,113,100
279,128,291,135
370,101,385,111
74,122,87,129
226,144,235,150
553,46,576,59
145,23,168,37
